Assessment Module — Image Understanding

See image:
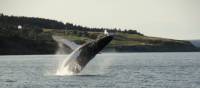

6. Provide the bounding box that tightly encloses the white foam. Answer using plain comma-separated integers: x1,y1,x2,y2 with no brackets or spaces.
56,46,82,76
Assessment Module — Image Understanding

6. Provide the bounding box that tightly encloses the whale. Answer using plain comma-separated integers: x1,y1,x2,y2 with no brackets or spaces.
54,34,113,74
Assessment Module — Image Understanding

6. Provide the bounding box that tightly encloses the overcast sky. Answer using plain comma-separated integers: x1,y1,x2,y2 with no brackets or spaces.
0,0,200,40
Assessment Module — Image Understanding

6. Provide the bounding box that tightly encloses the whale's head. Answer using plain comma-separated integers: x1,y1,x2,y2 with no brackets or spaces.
77,35,113,65
88,35,113,55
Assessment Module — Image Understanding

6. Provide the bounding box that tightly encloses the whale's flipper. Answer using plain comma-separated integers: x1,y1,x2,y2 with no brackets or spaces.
52,35,80,51
56,35,113,75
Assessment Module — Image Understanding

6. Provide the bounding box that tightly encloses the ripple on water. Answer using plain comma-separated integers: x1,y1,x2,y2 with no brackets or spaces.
5,79,17,83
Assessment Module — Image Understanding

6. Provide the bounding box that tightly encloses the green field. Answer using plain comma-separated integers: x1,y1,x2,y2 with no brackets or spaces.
43,28,189,47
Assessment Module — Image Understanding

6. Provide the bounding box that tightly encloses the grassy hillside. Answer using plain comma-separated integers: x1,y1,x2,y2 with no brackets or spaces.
45,29,198,52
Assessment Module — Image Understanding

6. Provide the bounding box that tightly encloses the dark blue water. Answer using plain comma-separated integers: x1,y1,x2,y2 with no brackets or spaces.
0,52,200,88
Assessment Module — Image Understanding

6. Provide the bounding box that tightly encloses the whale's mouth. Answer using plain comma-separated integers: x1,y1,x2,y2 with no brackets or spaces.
55,35,113,75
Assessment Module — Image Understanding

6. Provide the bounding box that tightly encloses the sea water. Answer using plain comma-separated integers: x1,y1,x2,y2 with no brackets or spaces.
0,52,200,88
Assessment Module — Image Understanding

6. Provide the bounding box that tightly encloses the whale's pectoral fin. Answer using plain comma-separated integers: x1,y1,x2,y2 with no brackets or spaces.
52,35,80,52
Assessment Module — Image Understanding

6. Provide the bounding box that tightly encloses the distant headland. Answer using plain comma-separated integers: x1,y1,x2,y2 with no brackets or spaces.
0,14,199,55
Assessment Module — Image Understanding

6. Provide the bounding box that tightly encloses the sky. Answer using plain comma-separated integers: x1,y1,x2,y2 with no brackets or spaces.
0,0,200,40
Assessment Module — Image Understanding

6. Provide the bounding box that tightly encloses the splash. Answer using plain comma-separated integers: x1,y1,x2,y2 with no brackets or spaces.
80,54,114,75
52,35,77,75
56,65,75,75
56,47,82,76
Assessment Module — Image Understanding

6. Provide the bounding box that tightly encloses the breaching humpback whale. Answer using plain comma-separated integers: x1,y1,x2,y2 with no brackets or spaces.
53,31,113,75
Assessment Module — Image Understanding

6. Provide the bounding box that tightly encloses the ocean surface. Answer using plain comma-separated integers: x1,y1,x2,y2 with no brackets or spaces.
0,52,200,88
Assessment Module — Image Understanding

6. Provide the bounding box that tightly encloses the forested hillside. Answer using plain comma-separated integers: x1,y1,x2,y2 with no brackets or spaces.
0,14,199,54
